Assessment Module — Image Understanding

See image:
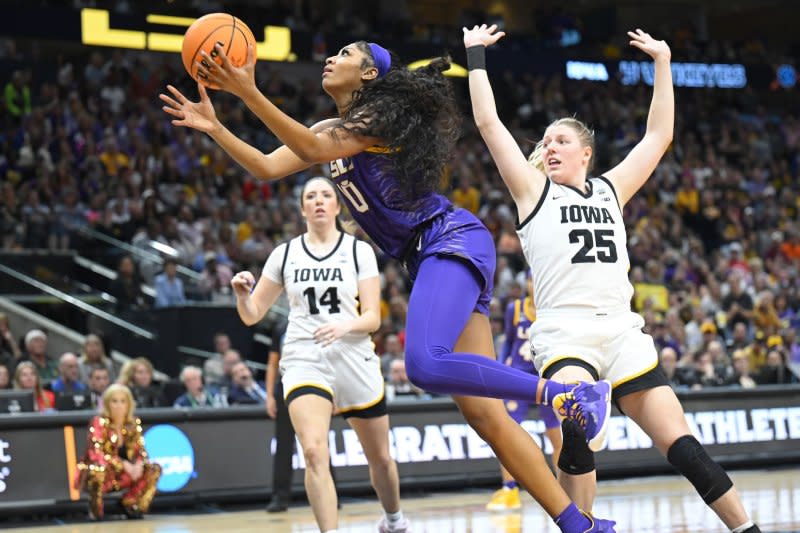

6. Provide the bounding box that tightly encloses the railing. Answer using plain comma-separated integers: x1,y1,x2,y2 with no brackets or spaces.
177,345,267,371
0,296,168,382
0,263,155,340
77,226,202,281
74,254,156,298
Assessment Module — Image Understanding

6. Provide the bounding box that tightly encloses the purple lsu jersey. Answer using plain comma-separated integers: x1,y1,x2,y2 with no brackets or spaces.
329,149,496,314
329,149,452,259
501,297,537,373
501,297,560,430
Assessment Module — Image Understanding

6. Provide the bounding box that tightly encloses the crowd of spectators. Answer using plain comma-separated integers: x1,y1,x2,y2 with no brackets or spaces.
0,325,289,411
0,17,799,415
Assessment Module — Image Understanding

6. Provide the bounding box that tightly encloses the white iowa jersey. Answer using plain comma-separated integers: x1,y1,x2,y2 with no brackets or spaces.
263,232,379,345
516,176,633,311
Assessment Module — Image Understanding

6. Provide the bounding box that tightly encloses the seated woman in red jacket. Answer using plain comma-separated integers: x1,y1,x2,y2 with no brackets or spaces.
13,361,54,411
75,383,162,520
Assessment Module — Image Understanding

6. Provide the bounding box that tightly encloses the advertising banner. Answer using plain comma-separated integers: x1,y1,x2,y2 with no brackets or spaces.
0,428,71,507
0,387,798,511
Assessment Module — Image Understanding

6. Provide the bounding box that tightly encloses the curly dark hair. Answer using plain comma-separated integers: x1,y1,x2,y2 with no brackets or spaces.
334,42,460,197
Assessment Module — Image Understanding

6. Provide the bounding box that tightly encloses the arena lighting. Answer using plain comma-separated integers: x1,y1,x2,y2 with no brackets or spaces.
777,64,797,89
619,60,747,88
80,8,296,61
566,61,609,82
148,240,180,258
408,59,468,78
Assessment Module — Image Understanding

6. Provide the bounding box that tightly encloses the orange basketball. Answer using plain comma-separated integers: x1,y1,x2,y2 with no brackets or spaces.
181,13,257,89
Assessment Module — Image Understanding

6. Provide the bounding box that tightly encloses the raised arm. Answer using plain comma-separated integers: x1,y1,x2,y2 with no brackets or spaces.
160,83,319,180
194,44,376,163
464,24,546,220
603,29,674,207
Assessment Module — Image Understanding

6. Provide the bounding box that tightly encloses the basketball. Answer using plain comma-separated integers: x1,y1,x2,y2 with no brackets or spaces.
181,13,257,89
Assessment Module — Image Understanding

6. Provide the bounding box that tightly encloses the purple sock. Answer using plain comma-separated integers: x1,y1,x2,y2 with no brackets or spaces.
542,380,570,406
503,480,518,490
555,503,592,533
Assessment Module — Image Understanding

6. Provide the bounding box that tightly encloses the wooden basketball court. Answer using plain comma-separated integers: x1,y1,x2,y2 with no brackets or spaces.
8,468,800,532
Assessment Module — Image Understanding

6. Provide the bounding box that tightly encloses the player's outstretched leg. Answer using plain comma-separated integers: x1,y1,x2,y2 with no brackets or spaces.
405,257,611,451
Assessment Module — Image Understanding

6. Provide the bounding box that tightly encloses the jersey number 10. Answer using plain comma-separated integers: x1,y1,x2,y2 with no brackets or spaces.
330,158,369,213
337,180,369,213
302,286,342,314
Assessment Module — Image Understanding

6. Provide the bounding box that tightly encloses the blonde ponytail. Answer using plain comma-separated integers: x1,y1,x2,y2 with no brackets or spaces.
527,139,546,173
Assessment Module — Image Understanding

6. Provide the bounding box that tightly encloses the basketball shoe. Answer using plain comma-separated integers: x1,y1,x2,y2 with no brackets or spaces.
486,486,521,511
581,511,616,532
552,380,612,452
377,516,412,532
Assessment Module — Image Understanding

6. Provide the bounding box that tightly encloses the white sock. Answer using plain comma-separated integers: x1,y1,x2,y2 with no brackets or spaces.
322,530,338,533
386,510,404,525
732,521,754,533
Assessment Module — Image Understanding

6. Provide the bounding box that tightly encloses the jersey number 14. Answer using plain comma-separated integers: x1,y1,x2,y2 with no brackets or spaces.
302,286,341,314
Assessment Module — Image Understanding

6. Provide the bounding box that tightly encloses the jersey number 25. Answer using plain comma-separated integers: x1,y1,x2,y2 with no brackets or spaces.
569,229,618,264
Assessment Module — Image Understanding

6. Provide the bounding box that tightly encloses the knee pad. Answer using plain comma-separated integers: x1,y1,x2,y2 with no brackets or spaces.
557,419,595,475
667,435,733,504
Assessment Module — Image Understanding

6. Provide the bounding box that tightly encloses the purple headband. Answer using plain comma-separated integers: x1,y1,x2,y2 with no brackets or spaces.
368,42,391,78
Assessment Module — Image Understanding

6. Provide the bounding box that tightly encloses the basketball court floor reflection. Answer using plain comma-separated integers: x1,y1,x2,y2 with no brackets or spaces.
10,469,800,532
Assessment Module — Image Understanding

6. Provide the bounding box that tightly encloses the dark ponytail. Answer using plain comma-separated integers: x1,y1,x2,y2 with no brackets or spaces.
335,43,460,198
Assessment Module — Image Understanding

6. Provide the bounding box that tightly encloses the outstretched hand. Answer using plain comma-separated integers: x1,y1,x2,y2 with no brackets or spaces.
196,43,257,98
628,29,671,61
463,23,506,49
160,84,221,134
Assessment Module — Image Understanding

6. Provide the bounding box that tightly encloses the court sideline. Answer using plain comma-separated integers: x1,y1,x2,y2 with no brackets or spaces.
6,468,799,532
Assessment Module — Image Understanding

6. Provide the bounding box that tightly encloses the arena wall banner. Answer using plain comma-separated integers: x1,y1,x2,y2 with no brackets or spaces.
0,427,71,507
0,5,790,91
0,386,798,512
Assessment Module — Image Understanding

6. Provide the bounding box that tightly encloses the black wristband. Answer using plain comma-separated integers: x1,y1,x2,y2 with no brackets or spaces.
466,45,486,71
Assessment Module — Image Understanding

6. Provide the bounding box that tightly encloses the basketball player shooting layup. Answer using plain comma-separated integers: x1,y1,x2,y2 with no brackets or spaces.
162,38,616,531
465,23,762,533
